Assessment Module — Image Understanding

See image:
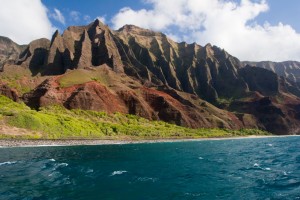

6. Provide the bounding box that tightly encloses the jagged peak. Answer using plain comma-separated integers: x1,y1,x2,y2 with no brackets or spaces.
50,30,62,46
52,30,60,37
205,43,212,48
87,19,105,29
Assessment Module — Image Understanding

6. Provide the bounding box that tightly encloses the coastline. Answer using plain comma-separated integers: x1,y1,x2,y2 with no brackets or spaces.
0,135,298,147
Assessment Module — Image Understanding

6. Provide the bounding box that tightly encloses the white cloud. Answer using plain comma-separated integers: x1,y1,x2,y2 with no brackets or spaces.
97,16,106,24
51,8,65,25
84,15,91,22
0,0,55,44
70,12,93,24
70,11,81,22
112,0,300,61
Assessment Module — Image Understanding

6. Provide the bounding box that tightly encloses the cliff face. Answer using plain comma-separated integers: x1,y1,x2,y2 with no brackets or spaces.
242,61,300,97
2,20,300,134
18,20,251,102
22,67,251,130
242,61,300,83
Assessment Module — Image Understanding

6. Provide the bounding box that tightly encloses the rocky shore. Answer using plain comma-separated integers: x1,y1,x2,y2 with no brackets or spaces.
0,136,293,147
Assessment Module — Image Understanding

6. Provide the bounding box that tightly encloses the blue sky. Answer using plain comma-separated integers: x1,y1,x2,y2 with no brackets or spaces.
1,0,300,61
43,0,300,33
43,0,149,29
254,0,300,31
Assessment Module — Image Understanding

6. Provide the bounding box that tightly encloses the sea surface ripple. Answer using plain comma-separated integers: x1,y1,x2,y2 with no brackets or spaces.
0,136,299,199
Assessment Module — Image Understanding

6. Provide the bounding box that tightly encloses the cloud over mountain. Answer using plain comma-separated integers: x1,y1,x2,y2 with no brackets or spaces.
112,0,300,61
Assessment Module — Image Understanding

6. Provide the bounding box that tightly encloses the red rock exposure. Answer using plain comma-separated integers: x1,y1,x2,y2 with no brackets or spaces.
23,77,126,114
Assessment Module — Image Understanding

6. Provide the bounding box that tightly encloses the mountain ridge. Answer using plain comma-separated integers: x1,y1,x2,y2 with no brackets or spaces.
1,19,300,135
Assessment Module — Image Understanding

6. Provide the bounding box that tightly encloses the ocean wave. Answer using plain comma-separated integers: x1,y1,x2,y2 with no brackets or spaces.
48,171,60,177
56,163,68,167
0,161,17,166
253,163,260,168
49,159,56,162
111,170,127,176
252,163,272,171
51,163,68,171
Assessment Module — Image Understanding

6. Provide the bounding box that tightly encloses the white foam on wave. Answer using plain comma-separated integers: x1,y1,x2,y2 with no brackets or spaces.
198,157,204,160
267,144,273,147
253,163,260,167
57,163,68,167
283,171,288,176
0,161,17,166
49,159,56,162
53,163,68,170
264,168,271,171
111,170,127,176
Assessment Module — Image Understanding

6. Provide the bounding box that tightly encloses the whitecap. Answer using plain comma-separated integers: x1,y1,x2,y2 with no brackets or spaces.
53,163,68,170
49,159,56,162
283,171,288,176
0,161,17,166
57,163,68,167
198,157,204,160
86,169,94,173
264,168,271,171
267,144,273,147
111,170,127,176
253,163,260,167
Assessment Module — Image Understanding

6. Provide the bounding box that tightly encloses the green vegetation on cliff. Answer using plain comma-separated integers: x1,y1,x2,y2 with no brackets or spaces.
0,95,270,140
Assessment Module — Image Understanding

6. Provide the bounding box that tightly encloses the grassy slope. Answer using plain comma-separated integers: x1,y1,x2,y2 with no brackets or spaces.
59,69,110,88
0,66,47,95
0,95,270,140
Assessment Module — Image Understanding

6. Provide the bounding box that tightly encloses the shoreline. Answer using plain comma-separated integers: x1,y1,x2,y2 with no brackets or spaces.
0,135,298,147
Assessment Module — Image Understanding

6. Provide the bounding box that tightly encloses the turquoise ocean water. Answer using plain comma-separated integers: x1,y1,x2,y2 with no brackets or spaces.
0,137,300,199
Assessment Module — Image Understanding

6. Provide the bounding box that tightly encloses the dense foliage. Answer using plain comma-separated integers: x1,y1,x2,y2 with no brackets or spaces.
0,95,270,139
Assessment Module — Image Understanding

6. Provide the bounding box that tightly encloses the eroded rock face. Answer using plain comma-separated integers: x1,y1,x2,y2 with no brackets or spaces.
15,20,297,105
22,71,258,130
17,38,50,75
242,61,300,83
239,66,280,96
22,77,127,113
242,61,300,98
230,95,300,135
116,28,249,102
15,20,250,103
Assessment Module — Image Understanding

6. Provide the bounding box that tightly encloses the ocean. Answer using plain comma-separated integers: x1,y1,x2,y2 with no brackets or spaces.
0,137,299,199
